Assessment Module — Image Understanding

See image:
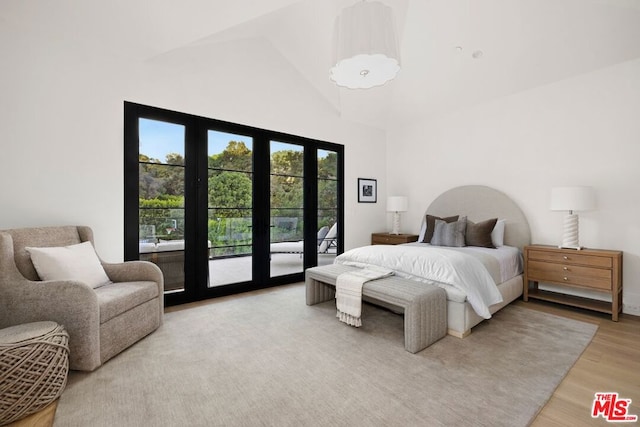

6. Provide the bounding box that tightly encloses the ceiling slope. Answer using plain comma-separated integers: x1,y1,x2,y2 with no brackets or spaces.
4,0,640,130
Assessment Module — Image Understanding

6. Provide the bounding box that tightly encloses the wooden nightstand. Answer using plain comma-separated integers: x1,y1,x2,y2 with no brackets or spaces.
523,245,623,321
371,233,419,245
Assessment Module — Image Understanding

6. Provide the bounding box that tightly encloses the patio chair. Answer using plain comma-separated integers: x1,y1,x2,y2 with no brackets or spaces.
270,223,337,255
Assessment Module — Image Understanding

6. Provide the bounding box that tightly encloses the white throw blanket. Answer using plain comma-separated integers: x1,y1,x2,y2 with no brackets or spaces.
335,267,394,327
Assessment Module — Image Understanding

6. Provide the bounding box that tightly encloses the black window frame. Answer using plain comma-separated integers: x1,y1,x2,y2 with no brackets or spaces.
124,101,344,306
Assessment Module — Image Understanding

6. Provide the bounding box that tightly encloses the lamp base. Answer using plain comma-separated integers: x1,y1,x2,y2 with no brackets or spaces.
559,213,581,249
390,212,401,235
558,245,584,250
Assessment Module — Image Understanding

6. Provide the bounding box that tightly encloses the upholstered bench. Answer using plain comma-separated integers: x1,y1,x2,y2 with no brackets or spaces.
305,264,447,353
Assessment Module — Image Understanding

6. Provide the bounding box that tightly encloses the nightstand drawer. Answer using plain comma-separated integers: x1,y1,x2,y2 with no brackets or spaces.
527,250,612,268
527,260,612,290
373,235,399,244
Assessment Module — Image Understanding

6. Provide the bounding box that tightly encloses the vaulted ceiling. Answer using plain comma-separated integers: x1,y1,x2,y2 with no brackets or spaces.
5,0,640,130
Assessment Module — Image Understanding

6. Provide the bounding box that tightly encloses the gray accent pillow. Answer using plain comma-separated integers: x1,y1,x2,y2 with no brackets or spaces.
466,218,498,248
431,216,467,247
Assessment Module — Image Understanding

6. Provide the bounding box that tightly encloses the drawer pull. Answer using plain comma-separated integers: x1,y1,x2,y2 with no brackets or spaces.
563,277,569,281
563,256,568,260
563,267,568,271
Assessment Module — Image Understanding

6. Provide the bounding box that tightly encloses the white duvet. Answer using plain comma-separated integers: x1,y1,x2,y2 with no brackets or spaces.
334,245,504,319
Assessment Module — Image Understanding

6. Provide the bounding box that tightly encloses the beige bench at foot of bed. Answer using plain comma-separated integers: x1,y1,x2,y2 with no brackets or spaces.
305,264,447,353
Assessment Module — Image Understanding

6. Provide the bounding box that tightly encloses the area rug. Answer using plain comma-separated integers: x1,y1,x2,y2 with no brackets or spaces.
55,284,597,427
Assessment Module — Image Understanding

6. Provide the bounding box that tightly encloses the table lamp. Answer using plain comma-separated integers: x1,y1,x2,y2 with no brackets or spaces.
387,196,408,235
550,186,596,250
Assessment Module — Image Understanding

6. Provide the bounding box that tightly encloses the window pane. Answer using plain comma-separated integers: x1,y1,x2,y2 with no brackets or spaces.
207,131,253,287
208,209,252,257
139,118,185,165
270,141,304,277
318,149,338,266
138,118,185,294
270,141,304,176
271,209,304,242
208,131,253,172
318,149,337,179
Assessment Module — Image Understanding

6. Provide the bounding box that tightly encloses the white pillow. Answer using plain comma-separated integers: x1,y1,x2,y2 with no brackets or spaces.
26,241,111,289
491,219,506,247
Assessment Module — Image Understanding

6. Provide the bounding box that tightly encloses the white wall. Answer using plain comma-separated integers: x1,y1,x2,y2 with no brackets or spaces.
5,7,637,315
0,35,386,260
387,59,640,315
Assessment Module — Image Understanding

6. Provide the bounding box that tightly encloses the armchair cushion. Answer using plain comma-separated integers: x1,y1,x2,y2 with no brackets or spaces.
96,281,160,324
25,241,111,289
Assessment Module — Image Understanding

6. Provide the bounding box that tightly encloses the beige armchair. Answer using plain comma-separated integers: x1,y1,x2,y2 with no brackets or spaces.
0,226,164,371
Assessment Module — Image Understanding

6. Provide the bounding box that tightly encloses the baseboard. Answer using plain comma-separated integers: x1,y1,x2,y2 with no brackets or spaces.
621,288,640,316
622,307,640,317
538,284,640,317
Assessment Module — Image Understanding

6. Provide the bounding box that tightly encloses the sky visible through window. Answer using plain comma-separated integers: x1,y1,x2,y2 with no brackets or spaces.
139,118,328,160
271,141,303,155
318,149,331,159
208,130,252,155
139,118,184,161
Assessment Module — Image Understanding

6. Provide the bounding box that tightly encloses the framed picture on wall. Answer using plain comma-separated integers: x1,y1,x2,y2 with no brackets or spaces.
358,178,377,203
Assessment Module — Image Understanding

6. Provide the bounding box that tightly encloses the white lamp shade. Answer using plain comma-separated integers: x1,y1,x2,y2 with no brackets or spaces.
387,196,408,212
330,1,400,89
550,186,596,212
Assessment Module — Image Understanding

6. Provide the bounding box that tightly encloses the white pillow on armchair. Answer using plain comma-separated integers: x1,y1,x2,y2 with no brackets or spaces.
25,241,111,288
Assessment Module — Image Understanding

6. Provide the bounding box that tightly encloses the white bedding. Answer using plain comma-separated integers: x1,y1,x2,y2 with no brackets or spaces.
402,243,523,283
334,244,522,319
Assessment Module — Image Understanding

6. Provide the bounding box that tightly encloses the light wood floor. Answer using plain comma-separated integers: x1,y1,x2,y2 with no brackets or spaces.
6,401,56,427
520,299,640,426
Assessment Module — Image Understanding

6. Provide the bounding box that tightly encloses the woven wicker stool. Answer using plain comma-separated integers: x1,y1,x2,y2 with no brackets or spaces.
0,321,69,426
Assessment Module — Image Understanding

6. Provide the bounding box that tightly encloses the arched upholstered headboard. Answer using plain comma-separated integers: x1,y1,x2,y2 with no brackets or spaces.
423,185,531,250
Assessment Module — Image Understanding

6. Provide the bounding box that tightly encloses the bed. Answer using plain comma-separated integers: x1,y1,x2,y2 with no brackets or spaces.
335,185,531,337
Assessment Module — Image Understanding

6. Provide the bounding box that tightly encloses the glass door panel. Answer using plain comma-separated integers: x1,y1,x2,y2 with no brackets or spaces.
138,118,186,294
207,131,254,287
318,149,338,267
270,141,304,277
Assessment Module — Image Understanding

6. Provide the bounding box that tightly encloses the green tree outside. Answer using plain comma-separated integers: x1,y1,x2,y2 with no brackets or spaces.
139,142,337,256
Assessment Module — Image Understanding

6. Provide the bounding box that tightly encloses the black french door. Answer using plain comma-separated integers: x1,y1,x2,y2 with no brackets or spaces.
124,102,343,306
